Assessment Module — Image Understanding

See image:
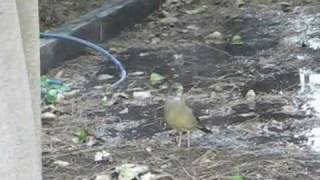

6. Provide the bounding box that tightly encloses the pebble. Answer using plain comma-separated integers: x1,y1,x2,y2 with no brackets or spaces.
186,25,199,31
246,89,256,101
64,89,80,98
97,74,113,81
205,31,224,44
53,160,70,167
94,150,112,162
119,108,129,114
95,175,111,180
133,91,152,99
41,112,57,121
236,0,245,8
129,71,145,76
160,17,178,24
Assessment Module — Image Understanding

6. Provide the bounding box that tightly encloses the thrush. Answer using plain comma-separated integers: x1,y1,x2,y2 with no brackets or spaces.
164,83,212,147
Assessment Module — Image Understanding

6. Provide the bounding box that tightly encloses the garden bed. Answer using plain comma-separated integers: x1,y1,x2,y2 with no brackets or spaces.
42,0,320,179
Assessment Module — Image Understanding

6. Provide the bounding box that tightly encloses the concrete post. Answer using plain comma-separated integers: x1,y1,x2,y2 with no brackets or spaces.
0,0,41,179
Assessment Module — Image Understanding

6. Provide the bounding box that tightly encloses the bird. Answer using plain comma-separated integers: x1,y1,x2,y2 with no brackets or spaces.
163,83,212,147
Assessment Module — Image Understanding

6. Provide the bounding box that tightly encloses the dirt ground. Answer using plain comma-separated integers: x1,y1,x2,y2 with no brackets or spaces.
39,0,109,31
42,0,320,179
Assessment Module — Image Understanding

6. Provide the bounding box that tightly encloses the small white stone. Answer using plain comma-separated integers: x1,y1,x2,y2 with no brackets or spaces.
64,89,80,98
116,164,149,180
207,31,222,39
186,25,199,31
173,54,183,60
246,89,256,101
205,31,224,44
160,17,178,24
140,172,156,180
119,108,129,114
145,147,152,153
94,151,112,162
97,74,113,81
41,112,57,120
133,91,152,99
93,86,104,90
56,93,65,104
139,52,150,57
151,37,161,44
95,175,111,180
86,136,97,147
129,71,145,76
307,38,320,50
53,160,70,167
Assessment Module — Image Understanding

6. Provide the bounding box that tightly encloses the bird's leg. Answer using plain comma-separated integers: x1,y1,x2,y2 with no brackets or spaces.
187,131,191,148
178,131,183,147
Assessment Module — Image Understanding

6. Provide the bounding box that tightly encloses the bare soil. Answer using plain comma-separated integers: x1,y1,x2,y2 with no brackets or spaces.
39,0,108,31
42,0,320,179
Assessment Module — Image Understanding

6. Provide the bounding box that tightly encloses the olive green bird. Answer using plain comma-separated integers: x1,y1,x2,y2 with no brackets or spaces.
164,83,212,147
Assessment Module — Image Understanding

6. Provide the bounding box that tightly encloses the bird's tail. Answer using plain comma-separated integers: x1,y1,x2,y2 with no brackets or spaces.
198,126,212,134
195,117,212,134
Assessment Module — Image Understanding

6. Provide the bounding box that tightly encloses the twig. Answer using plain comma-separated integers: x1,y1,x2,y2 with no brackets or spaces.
195,43,233,57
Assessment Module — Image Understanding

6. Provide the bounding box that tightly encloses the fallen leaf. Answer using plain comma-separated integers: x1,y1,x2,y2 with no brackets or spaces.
232,175,245,180
185,5,207,14
150,73,165,85
231,34,244,45
78,129,89,142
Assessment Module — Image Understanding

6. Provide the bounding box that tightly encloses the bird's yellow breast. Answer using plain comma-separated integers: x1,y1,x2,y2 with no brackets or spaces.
164,98,197,132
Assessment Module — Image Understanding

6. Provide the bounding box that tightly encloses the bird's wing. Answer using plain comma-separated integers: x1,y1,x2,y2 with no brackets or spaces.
179,97,212,133
186,104,213,134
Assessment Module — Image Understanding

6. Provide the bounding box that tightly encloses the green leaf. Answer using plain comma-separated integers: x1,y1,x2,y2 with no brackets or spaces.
41,76,70,104
232,175,245,180
118,165,135,180
78,129,89,142
150,73,165,86
101,96,108,106
231,35,244,45
47,89,59,103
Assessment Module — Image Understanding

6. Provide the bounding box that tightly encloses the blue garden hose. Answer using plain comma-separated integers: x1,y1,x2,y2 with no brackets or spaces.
40,33,127,87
